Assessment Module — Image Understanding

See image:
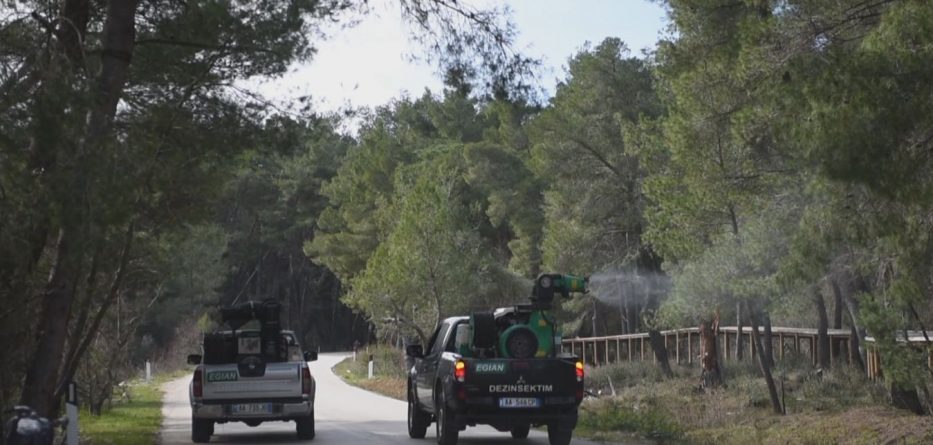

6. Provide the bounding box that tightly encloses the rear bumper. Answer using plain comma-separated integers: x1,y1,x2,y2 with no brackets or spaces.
451,399,579,429
190,397,312,421
456,410,577,425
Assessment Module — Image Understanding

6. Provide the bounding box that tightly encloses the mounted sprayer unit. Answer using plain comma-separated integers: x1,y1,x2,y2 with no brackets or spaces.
201,299,287,374
466,273,588,359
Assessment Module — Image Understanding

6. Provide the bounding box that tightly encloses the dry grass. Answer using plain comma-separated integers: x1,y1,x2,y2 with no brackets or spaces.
347,376,407,401
577,361,933,445
332,346,407,401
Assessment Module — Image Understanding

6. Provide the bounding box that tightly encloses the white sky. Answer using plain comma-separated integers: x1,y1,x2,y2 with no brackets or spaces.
244,1,668,114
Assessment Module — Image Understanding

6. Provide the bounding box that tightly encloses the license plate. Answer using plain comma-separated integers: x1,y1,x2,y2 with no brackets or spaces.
230,403,272,415
498,397,541,408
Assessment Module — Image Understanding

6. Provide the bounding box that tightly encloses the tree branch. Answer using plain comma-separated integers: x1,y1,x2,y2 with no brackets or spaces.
134,38,278,55
54,221,135,403
557,131,621,177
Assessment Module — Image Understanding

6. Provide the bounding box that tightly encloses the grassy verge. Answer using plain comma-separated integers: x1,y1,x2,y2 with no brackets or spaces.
333,346,407,401
79,372,185,445
576,360,933,444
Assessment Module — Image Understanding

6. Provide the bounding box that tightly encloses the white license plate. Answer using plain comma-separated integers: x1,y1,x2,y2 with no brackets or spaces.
230,403,272,415
498,397,541,408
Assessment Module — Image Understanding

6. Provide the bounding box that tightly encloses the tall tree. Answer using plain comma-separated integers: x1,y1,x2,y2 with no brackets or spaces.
0,0,535,415
529,38,663,340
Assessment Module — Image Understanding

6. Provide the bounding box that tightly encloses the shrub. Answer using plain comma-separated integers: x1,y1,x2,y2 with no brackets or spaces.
577,397,682,440
346,344,408,379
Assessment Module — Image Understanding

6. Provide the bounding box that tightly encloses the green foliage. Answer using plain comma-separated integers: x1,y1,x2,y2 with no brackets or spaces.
307,99,429,281
531,38,660,273
1,0,537,413
347,146,529,341
79,379,164,444
463,141,543,277
307,87,539,341
578,397,683,440
348,150,493,339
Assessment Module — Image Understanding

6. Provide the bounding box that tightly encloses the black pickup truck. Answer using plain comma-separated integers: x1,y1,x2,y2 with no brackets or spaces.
406,316,584,445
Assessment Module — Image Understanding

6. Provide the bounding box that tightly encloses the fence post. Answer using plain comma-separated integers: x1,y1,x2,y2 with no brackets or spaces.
145,360,151,383
675,331,680,364
687,332,692,364
368,354,374,379
66,381,79,445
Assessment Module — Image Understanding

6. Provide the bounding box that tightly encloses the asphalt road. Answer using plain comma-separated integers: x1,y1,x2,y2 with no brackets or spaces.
159,353,623,445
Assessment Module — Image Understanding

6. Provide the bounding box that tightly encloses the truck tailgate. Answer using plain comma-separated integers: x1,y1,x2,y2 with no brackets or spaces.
463,358,579,404
202,362,303,400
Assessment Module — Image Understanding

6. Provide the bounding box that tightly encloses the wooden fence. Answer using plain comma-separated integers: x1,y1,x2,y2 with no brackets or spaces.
560,326,932,380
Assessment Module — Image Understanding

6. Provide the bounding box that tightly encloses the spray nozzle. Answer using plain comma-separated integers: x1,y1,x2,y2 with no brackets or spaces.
531,273,588,305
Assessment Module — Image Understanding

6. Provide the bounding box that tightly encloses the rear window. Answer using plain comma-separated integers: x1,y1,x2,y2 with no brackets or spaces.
203,331,299,364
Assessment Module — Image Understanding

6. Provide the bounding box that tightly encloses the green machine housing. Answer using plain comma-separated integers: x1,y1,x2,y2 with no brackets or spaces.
464,274,587,359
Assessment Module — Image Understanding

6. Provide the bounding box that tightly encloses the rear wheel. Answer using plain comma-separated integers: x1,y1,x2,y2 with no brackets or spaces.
547,424,572,445
296,410,315,440
191,418,213,443
510,424,531,439
435,390,459,445
408,385,429,438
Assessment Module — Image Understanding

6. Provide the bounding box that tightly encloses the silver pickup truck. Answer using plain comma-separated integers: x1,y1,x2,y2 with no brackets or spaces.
187,328,318,442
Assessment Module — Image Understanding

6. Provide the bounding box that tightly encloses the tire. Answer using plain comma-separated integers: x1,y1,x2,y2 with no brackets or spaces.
547,424,572,445
191,418,212,443
510,424,531,439
296,410,315,440
408,385,429,439
502,326,538,359
435,389,459,445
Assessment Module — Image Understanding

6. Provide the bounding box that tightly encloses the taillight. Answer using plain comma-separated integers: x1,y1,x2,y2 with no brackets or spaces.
302,367,312,395
193,368,203,398
575,361,584,382
454,360,466,383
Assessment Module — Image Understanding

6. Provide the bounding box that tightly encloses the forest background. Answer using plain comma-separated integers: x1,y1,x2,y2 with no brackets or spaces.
1,0,931,419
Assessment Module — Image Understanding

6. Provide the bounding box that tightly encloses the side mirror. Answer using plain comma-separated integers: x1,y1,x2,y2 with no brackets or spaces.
303,351,318,362
405,344,423,358
187,354,202,365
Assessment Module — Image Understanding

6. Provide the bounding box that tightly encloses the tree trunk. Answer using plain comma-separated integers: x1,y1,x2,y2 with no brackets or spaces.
627,303,639,333
844,295,868,372
735,301,744,361
848,322,865,372
748,307,783,415
831,278,844,360
763,312,774,368
61,243,103,376
814,289,830,369
890,383,925,415
643,288,672,377
20,225,84,416
59,0,92,66
590,298,597,337
647,330,674,378
20,0,139,416
54,223,134,406
699,316,722,388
